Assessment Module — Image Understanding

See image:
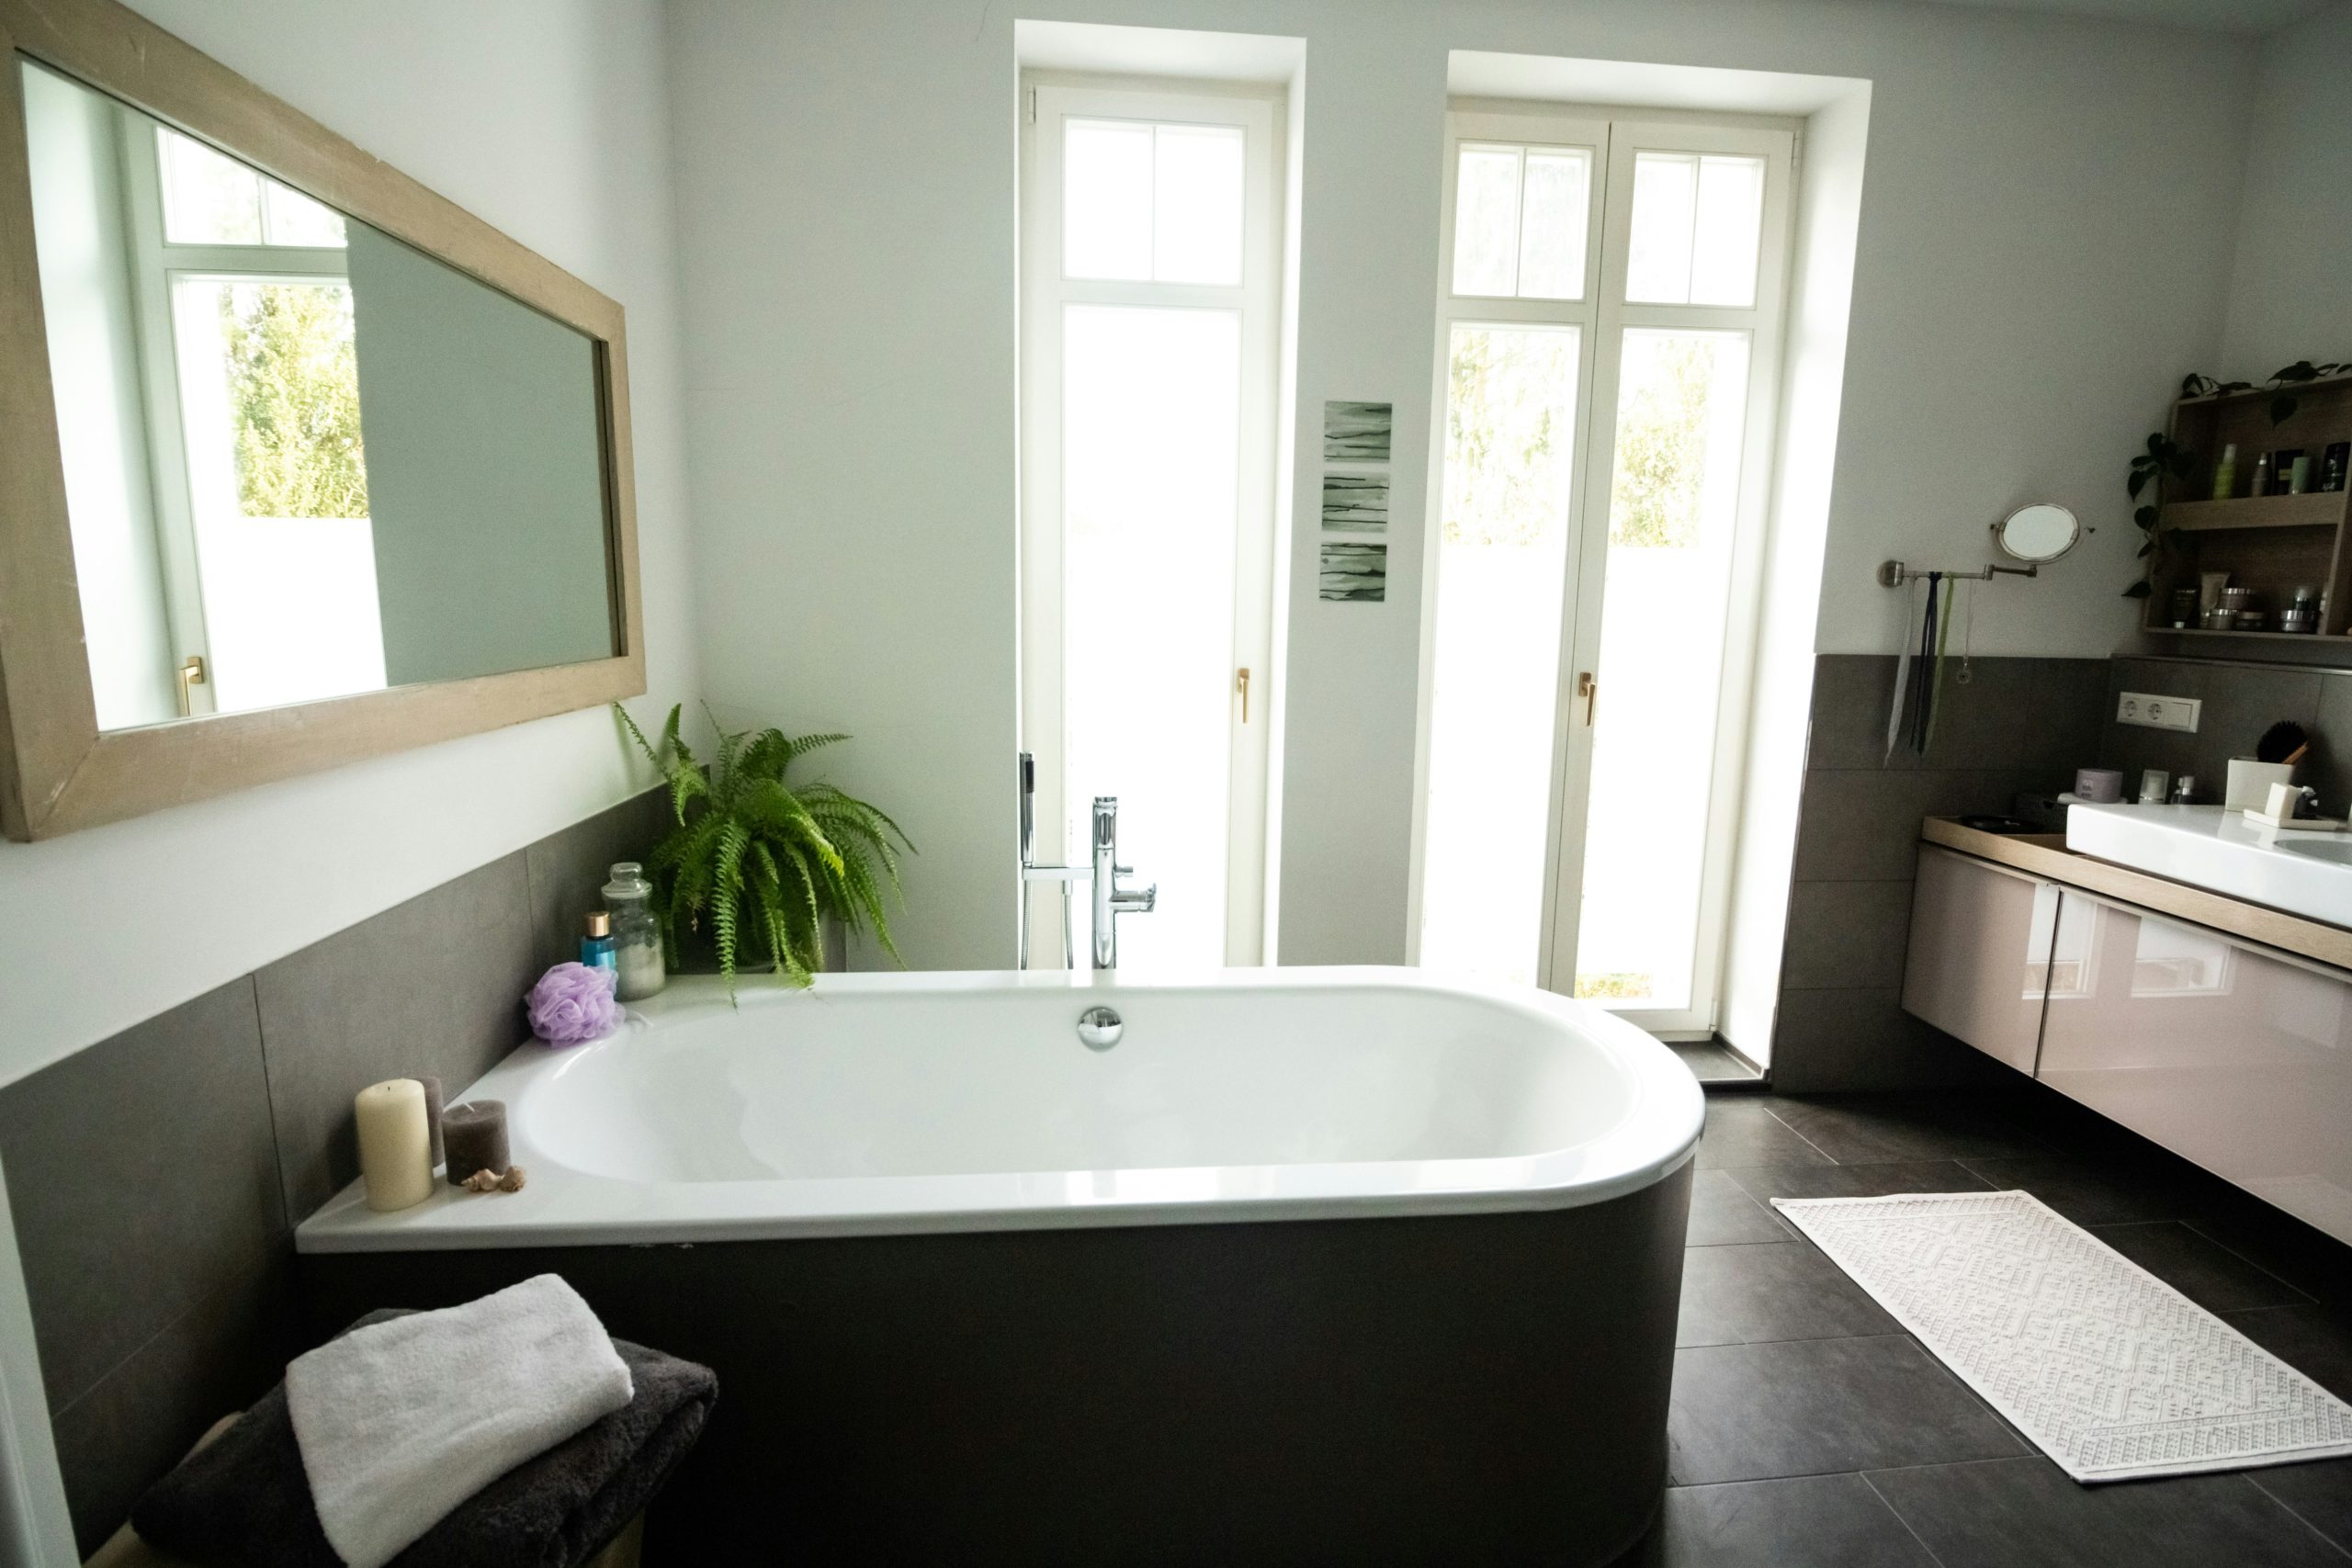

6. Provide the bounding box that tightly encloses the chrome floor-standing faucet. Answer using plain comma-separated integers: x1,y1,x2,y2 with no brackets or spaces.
1017,752,1089,969
1090,796,1156,969
1015,758,1156,970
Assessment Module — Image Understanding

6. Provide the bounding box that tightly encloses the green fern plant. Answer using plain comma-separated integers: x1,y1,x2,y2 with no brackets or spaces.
616,704,911,991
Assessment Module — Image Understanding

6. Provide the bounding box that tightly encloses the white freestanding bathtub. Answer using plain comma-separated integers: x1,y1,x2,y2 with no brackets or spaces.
297,967,1702,1565
298,966,1701,1248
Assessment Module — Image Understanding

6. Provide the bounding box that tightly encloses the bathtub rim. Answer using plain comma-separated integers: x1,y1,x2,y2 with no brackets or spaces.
296,965,1703,1254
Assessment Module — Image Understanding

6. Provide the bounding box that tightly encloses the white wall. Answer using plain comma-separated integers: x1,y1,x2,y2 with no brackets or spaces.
0,0,701,1087
1721,84,1873,1060
663,1,1022,973
669,0,2255,971
2219,0,2352,377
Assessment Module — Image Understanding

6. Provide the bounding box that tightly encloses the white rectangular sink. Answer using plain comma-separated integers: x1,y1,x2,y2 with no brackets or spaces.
2066,804,2352,928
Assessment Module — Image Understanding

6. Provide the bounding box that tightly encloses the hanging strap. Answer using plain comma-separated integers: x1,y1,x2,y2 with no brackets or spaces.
1924,576,1954,753
1911,572,1940,755
1884,576,1918,764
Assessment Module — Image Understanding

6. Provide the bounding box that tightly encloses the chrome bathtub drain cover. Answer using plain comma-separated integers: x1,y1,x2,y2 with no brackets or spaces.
1077,1006,1123,1050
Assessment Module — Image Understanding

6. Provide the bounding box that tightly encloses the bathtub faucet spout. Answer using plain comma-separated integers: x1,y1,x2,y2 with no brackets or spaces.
1091,796,1156,969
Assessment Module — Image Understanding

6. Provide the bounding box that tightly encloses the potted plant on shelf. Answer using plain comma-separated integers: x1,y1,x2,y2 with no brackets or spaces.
616,704,912,991
2123,429,2196,600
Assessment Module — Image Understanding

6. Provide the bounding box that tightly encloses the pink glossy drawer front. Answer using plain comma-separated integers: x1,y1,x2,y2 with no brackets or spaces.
1902,846,2059,1074
2037,891,2352,1246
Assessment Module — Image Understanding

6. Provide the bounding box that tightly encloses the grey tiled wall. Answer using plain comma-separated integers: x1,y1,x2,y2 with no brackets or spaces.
0,786,667,1552
1773,655,2109,1092
2097,656,2352,814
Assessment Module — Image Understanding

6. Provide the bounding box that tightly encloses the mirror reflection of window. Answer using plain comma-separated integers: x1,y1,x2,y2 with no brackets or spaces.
2131,918,2233,998
169,275,386,715
157,126,347,248
2024,886,2089,999
22,62,390,726
22,62,618,732
151,124,388,717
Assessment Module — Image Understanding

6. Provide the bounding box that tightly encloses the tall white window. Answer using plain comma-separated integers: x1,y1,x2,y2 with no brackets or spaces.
1019,81,1282,968
1413,108,1794,1037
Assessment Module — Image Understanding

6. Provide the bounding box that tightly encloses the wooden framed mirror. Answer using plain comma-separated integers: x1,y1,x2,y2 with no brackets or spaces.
0,0,643,839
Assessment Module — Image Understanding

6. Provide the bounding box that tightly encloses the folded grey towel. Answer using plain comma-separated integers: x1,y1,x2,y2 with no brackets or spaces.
130,1310,716,1568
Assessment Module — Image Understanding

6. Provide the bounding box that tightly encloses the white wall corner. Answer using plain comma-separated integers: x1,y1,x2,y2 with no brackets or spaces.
0,1155,75,1568
1722,82,1872,1062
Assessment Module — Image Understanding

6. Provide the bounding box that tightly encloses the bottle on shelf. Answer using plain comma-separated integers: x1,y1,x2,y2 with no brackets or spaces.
2211,443,2236,501
2279,448,2308,494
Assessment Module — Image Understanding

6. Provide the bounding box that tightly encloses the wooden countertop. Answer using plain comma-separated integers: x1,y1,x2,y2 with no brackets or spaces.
1920,817,2352,973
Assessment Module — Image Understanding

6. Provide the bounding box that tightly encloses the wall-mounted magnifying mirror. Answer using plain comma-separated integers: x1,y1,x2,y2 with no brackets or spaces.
1992,502,2081,564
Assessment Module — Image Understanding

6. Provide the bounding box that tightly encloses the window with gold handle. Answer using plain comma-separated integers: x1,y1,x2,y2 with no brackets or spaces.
175,655,208,717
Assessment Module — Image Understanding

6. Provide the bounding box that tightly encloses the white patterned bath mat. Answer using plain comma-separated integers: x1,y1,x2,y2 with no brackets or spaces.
1772,1190,2352,1483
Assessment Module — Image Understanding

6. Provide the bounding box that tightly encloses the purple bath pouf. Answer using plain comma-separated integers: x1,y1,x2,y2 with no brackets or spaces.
526,962,620,1046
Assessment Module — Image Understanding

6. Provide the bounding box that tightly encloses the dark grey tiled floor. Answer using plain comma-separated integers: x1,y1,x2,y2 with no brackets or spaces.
1633,1086,2352,1567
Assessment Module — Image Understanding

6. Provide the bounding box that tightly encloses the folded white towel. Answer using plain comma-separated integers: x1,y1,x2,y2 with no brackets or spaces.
285,1273,634,1568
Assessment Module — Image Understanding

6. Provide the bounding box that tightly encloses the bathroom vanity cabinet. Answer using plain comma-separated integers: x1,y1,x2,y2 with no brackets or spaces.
1902,848,2061,1075
1902,825,2352,1245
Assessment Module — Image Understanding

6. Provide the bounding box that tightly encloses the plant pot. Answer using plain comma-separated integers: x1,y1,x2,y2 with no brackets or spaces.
666,915,776,976
667,914,845,976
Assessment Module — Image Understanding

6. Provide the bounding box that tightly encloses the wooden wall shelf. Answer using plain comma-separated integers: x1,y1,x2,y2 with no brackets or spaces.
2147,378,2352,641
2161,493,2346,532
2150,626,2352,644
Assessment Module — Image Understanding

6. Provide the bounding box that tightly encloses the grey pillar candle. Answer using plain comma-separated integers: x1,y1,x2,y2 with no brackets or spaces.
442,1100,509,1185
416,1075,445,1168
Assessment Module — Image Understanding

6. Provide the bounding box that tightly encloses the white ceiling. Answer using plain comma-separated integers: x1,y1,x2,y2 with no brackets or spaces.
1917,0,2332,36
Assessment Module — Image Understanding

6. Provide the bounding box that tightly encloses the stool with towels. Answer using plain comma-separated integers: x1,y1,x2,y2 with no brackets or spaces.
92,1464,641,1568
96,1275,715,1568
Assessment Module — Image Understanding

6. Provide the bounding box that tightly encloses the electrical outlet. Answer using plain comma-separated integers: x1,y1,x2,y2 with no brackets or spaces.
2116,692,2200,732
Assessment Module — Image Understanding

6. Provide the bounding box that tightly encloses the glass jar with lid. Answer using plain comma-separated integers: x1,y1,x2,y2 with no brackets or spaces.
604,861,666,1000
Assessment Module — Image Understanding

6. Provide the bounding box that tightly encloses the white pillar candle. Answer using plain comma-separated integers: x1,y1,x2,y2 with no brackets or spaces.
355,1078,435,1213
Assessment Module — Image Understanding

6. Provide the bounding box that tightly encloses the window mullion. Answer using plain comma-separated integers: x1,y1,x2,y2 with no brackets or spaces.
159,243,348,277
1441,296,1592,329
1615,303,1763,332
1507,144,1527,299
1058,278,1245,310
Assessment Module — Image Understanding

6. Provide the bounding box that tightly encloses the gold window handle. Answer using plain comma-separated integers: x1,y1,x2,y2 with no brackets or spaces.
1236,667,1251,725
1577,671,1597,727
176,655,207,717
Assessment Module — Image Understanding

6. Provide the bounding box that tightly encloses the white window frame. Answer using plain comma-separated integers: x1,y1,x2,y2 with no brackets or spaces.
1016,75,1283,966
1410,104,1796,1038
1408,109,1609,1002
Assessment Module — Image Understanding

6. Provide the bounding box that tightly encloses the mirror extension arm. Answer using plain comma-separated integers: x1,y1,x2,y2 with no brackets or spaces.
1876,559,2037,587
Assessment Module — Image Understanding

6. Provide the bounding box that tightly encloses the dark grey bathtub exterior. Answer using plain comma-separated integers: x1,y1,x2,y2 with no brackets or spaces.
300,1156,1694,1566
